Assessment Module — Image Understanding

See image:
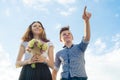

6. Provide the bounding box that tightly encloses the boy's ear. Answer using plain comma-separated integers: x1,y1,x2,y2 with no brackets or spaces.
71,34,74,40
60,37,62,42
60,35,62,42
60,39,62,42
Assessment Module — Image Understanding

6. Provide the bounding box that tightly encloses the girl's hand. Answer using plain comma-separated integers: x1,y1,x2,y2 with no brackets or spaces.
31,54,40,63
82,6,91,21
31,54,47,63
37,55,47,63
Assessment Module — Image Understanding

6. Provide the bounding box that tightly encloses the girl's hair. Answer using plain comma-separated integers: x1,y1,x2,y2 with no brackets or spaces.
22,21,49,42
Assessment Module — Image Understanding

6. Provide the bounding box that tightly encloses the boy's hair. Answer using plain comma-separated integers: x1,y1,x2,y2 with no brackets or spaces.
60,26,70,35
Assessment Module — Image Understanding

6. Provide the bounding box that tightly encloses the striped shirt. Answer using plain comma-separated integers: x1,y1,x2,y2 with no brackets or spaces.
54,38,89,79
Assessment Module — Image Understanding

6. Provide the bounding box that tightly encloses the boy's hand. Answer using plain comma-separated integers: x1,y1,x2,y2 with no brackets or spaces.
82,6,91,21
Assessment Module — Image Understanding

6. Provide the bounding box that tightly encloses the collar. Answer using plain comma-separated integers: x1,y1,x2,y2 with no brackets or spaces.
63,44,74,48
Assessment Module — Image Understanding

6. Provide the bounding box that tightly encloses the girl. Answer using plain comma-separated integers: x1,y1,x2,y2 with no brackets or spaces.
16,21,54,80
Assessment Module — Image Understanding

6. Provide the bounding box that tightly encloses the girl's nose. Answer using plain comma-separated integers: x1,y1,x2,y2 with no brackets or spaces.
36,26,39,28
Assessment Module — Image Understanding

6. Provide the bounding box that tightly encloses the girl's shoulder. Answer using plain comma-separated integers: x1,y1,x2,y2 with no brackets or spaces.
21,41,28,47
47,41,54,47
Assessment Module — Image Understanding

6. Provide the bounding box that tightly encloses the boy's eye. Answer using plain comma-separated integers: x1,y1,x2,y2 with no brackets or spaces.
68,33,70,35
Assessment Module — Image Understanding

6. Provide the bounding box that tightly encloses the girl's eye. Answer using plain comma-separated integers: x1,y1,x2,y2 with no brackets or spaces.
63,34,66,36
33,25,36,27
33,25,41,28
33,25,42,27
39,25,42,27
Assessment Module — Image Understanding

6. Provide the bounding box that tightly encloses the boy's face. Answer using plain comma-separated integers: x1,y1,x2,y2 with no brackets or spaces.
60,30,73,43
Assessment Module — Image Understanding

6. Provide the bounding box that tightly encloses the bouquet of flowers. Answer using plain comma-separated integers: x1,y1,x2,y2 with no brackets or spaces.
26,39,48,68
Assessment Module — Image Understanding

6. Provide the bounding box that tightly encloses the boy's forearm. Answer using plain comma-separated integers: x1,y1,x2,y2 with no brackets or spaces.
52,69,57,80
84,20,90,41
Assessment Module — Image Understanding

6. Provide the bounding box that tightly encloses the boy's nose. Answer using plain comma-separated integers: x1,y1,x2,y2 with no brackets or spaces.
66,34,69,36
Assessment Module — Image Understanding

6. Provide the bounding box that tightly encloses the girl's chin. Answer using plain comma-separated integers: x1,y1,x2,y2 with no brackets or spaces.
34,31,41,34
34,33,41,35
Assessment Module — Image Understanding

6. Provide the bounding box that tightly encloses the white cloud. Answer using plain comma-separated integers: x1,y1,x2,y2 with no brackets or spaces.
22,0,77,15
59,7,76,16
86,48,120,80
85,34,120,80
1,0,18,4
112,34,120,42
10,0,18,4
57,0,76,5
1,0,6,2
94,0,100,3
14,6,21,13
0,44,20,80
22,0,51,12
22,0,50,6
93,38,106,54
112,33,120,49
4,8,11,16
56,0,77,16
55,23,62,29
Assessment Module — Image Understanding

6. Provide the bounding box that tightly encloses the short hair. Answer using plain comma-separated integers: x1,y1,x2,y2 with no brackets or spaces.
60,26,70,35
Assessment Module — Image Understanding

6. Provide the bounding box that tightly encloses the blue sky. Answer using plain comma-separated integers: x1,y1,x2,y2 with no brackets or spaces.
0,0,120,80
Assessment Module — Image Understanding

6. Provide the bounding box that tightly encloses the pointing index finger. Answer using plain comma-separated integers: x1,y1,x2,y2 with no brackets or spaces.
84,6,87,15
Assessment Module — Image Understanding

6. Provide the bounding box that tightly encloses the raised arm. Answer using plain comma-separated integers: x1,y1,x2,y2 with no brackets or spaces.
52,69,58,80
82,6,91,41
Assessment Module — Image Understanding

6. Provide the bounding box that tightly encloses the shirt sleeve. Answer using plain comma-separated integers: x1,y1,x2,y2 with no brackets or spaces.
48,41,54,47
77,37,89,53
21,41,28,48
54,52,61,71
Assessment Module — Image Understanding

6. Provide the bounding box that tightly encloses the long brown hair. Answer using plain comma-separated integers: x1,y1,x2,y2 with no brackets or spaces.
22,21,49,42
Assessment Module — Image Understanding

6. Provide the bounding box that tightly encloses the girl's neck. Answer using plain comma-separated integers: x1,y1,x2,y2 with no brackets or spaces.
33,35,40,40
33,35,45,42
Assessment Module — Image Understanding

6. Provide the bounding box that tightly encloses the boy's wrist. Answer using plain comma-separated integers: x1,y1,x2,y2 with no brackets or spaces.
84,19,89,23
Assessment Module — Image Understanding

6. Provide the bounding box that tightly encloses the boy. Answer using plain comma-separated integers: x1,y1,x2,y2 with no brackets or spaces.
52,6,91,80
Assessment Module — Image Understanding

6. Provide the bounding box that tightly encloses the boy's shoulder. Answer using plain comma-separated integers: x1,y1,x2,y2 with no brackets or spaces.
56,48,66,56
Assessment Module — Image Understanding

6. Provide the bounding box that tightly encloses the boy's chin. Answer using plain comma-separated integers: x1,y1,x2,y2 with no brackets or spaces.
66,40,72,43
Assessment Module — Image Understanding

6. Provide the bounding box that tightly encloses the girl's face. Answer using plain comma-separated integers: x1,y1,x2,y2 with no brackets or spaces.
31,22,43,35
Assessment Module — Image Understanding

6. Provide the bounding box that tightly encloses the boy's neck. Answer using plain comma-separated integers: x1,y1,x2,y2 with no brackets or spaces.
65,42,73,48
